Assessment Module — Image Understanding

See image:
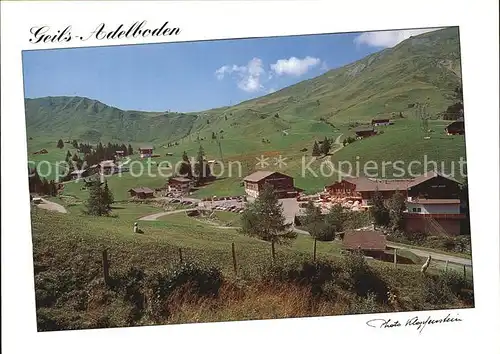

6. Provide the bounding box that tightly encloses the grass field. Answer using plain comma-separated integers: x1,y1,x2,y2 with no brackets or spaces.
28,117,466,204
31,206,473,330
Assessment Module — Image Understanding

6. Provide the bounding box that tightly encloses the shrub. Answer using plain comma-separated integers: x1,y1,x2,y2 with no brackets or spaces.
340,251,388,303
420,274,455,306
112,267,147,321
149,262,224,300
348,292,382,314
263,259,338,297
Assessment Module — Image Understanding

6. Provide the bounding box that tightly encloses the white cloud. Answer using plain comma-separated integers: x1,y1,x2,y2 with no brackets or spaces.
353,28,442,48
267,88,277,94
270,56,321,76
320,61,329,71
214,57,265,93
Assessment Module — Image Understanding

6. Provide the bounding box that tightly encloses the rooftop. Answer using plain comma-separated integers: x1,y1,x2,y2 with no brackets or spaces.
243,171,290,182
342,230,387,251
355,127,375,133
128,187,155,194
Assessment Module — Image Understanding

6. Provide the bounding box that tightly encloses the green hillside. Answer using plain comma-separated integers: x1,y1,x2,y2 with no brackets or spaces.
25,27,462,145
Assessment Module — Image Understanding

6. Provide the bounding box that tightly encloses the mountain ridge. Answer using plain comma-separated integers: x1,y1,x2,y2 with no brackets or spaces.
25,27,462,143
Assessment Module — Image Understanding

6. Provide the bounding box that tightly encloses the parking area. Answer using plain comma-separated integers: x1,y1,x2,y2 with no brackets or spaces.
199,197,246,213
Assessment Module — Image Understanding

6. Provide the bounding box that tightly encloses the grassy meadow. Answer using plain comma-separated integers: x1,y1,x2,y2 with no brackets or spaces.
32,206,474,330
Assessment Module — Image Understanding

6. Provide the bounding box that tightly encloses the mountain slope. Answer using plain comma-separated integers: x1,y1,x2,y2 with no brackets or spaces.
25,96,199,143
25,27,462,143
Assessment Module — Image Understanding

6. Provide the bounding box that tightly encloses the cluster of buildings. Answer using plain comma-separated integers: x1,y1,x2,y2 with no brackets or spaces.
324,171,465,236
352,118,465,139
240,169,466,238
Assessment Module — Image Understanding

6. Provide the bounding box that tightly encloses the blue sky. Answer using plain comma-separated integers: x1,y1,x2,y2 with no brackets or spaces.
22,28,439,113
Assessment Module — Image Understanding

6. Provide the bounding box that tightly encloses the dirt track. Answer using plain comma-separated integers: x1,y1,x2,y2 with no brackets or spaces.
36,199,68,213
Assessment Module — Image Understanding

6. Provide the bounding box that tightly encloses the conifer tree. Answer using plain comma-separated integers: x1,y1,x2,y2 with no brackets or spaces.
241,184,296,261
312,141,321,156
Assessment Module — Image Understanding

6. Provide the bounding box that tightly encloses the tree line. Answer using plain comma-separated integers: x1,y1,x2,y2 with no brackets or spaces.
176,145,213,186
59,141,134,171
28,167,59,197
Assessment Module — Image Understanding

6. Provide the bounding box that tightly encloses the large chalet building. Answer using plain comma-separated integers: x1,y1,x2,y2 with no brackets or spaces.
243,171,297,199
325,171,461,203
325,171,465,236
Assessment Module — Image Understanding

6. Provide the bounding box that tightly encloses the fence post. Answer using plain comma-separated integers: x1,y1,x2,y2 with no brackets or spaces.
179,248,183,263
231,242,237,275
313,238,317,262
102,249,110,286
393,248,397,269
463,265,466,280
445,260,449,273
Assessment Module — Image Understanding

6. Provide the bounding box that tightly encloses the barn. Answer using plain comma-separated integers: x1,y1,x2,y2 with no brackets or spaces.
128,187,155,199
355,127,377,138
243,171,297,198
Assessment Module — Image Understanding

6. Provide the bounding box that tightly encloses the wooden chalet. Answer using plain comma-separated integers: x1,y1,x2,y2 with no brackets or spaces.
371,118,391,126
128,187,155,199
69,169,89,180
243,171,297,199
167,176,193,194
355,126,377,138
325,171,462,205
139,145,154,158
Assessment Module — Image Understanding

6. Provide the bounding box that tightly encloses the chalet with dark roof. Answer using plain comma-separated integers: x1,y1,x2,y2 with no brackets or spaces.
243,171,297,199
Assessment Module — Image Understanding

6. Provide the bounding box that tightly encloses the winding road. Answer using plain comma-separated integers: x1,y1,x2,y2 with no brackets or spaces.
138,208,196,221
137,204,471,267
387,242,472,267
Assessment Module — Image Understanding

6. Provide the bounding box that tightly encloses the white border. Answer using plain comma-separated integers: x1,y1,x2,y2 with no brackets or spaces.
1,1,499,354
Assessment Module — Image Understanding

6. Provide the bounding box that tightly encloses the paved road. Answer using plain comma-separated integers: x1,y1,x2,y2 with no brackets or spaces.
293,227,471,267
387,242,472,267
36,198,68,213
138,208,196,221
